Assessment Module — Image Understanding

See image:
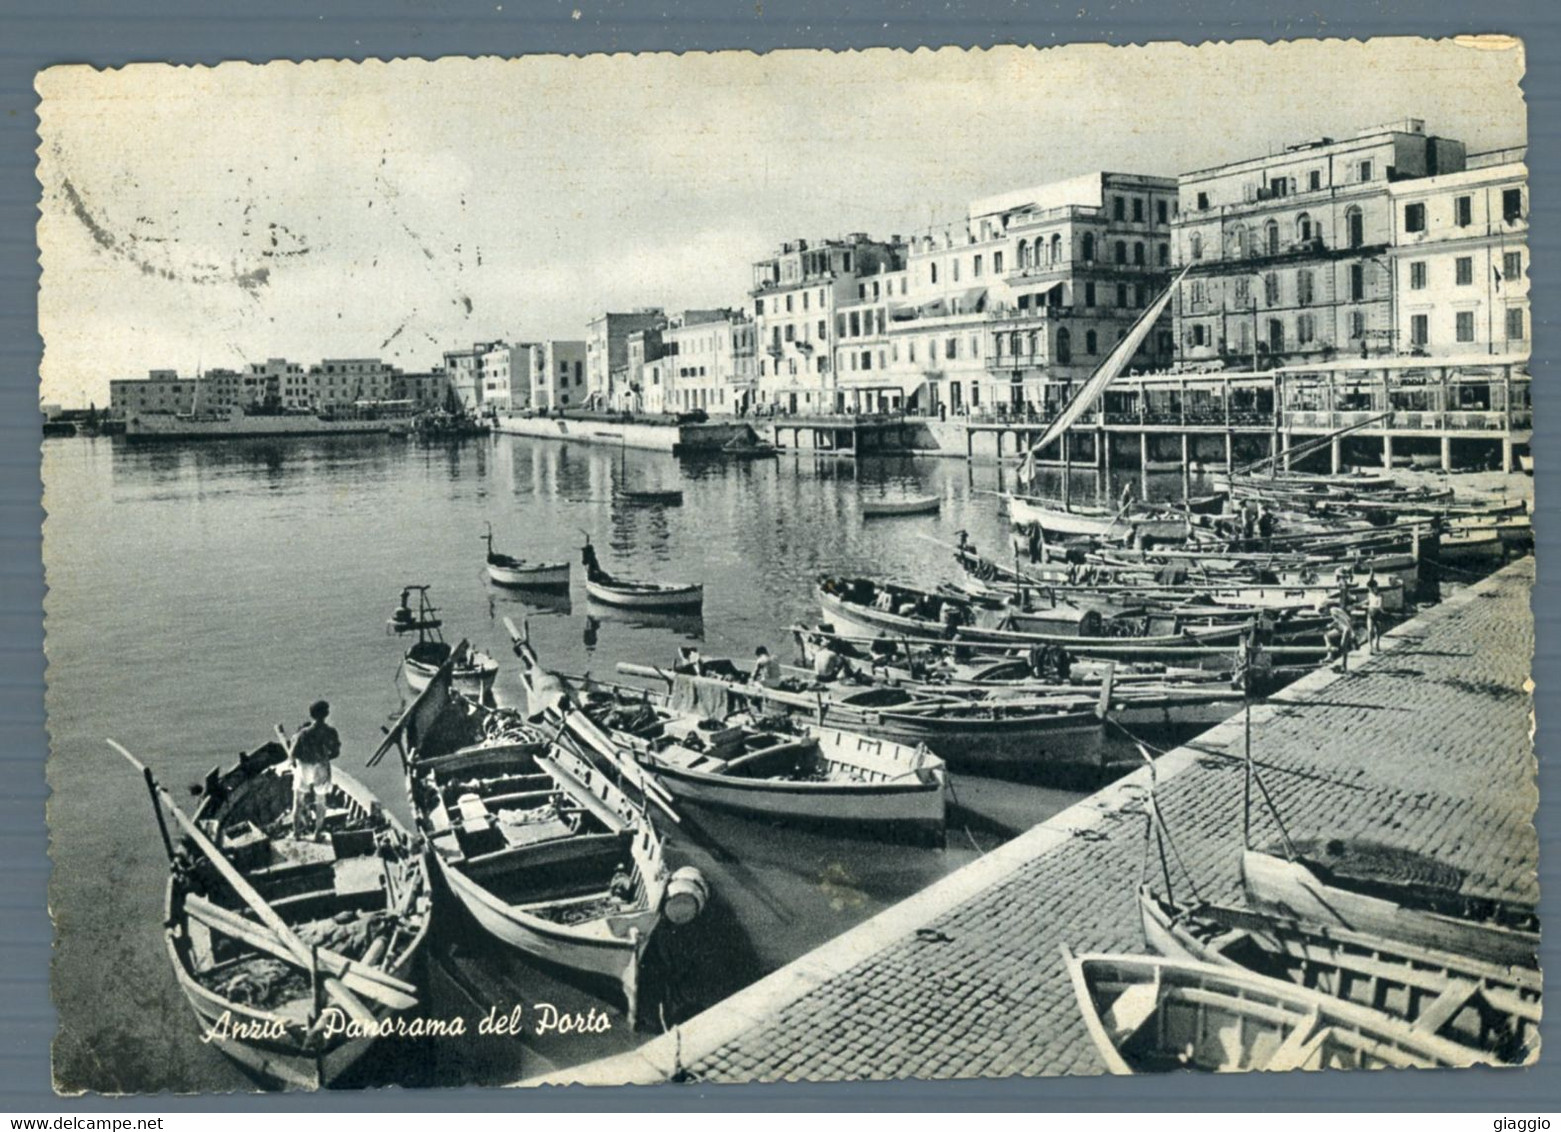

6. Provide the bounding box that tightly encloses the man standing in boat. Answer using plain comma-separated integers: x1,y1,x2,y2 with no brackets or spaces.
289,700,341,841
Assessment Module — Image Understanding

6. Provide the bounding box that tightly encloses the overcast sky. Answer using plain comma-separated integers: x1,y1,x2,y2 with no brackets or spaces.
36,37,1525,406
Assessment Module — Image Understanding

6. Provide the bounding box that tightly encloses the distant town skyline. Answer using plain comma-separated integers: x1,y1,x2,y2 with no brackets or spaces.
37,37,1526,406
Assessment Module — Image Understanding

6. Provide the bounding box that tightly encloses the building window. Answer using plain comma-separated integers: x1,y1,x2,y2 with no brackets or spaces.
1503,251,1522,282
1350,310,1366,339
993,251,1004,273
1134,283,1146,307
1056,328,1072,364
1113,196,1125,220
1404,203,1426,233
1507,307,1526,340
1456,311,1476,342
1454,195,1472,228
1050,234,1062,263
1192,324,1206,347
1114,241,1127,265
1296,313,1315,344
1358,160,1372,182
1132,198,1144,222
1265,221,1279,256
1158,243,1169,266
1296,212,1312,242
754,299,765,316
1156,200,1168,224
1133,242,1145,266
1081,234,1095,263
930,262,939,284
1456,256,1473,286
1084,282,1096,307
1297,269,1314,306
974,254,983,277
1196,191,1209,211
1503,188,1523,222
818,320,826,339
1346,206,1364,248
945,338,957,360
1189,234,1201,261
1116,283,1128,308
953,259,961,282
1263,272,1279,306
1234,277,1250,307
1269,177,1288,199
1086,329,1098,354
785,294,794,312
1308,170,1322,192
1410,261,1428,290
1350,263,1365,302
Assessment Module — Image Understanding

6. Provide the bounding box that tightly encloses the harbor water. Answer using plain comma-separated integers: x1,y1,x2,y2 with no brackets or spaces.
44,433,1210,1092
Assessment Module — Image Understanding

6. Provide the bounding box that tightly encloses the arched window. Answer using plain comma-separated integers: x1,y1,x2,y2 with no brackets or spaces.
1056,327,1072,365
1114,241,1127,265
1082,233,1096,262
1085,329,1098,355
1050,234,1063,263
1233,227,1245,257
1265,220,1280,256
1296,212,1312,242
1345,205,1364,248
1189,233,1202,260
1017,240,1030,269
1133,242,1145,266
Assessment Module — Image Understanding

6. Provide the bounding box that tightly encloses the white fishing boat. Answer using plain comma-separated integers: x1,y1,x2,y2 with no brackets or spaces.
388,586,500,698
861,494,940,518
114,738,431,1091
1063,947,1492,1073
1243,846,1539,970
513,633,947,837
1138,887,1540,1065
581,539,703,611
370,665,682,1024
1008,495,1191,542
482,522,570,589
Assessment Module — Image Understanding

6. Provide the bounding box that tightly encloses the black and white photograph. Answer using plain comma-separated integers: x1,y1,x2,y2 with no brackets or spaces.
37,37,1536,1094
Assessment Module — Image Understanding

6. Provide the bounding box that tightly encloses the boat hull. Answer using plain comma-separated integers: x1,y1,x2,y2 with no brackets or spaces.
124,412,408,442
862,495,941,517
585,578,704,610
486,561,571,588
1242,849,1539,969
1009,496,1190,542
404,655,498,698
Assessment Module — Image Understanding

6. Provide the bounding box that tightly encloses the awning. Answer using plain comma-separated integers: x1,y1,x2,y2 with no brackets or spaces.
917,298,948,318
956,287,989,314
888,303,918,322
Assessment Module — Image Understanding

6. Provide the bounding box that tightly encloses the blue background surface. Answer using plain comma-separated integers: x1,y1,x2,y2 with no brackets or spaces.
2,0,1556,1110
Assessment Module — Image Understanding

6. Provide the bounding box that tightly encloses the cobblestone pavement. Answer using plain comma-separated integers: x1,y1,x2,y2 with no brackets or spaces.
541,558,1536,1086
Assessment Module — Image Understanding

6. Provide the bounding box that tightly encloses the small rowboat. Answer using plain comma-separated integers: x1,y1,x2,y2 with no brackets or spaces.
117,738,431,1091
581,540,703,611
618,488,683,506
482,523,570,589
389,586,500,698
861,494,940,518
1063,947,1492,1073
370,665,683,1024
1138,887,1541,1065
1243,846,1539,970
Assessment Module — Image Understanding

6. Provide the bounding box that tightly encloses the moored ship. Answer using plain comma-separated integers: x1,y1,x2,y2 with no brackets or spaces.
124,402,416,442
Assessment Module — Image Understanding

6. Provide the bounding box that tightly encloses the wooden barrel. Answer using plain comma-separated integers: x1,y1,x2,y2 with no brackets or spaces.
662,866,710,925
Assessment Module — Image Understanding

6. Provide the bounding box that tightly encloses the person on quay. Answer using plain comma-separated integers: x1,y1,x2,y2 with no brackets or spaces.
290,700,341,842
751,645,780,687
1365,574,1386,655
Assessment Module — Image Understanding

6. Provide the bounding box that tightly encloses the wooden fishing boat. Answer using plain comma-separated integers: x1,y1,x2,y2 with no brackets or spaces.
482,522,570,589
1138,887,1540,1065
1008,495,1191,542
514,634,947,836
1243,845,1539,970
581,539,703,611
115,738,431,1091
370,665,675,1023
388,586,499,698
861,494,941,518
618,488,684,506
1063,947,1492,1073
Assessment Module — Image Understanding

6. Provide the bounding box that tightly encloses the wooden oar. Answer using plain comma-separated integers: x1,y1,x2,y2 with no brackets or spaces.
108,739,379,1030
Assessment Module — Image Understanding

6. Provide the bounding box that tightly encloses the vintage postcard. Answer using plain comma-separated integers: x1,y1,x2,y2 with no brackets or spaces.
38,39,1534,1094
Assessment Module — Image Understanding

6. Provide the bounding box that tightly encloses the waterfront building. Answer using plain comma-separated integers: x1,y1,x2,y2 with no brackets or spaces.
109,370,199,417
661,308,756,415
624,327,667,414
480,342,535,412
1172,119,1468,370
443,343,502,410
1388,154,1528,358
751,234,905,413
393,372,451,409
529,340,588,412
306,358,400,408
585,309,667,410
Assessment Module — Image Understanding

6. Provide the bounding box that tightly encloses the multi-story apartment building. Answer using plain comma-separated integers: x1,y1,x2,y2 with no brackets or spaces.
1389,155,1528,357
306,358,399,407
585,310,667,409
480,342,534,412
529,340,587,412
1172,119,1468,369
393,372,451,409
660,309,756,414
751,234,905,413
833,173,1176,416
109,370,199,416
624,327,667,413
443,343,503,410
